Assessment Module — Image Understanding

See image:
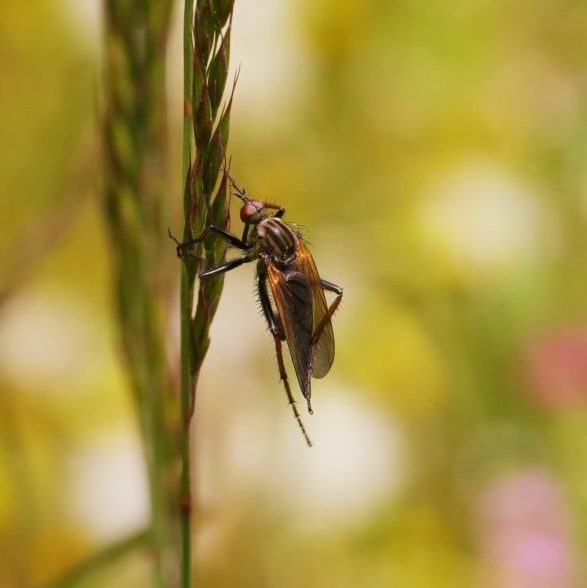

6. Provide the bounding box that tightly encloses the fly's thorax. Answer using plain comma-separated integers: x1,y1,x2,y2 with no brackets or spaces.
256,217,298,265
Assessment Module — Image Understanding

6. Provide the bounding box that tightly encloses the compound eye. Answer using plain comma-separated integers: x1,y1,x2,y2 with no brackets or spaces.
240,200,264,223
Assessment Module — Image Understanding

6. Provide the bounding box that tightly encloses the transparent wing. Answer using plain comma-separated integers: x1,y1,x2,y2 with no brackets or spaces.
296,241,335,379
264,235,336,403
265,262,313,400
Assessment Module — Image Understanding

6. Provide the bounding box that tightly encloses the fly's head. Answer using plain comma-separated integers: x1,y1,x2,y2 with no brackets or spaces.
223,170,293,263
239,199,266,225
223,169,267,226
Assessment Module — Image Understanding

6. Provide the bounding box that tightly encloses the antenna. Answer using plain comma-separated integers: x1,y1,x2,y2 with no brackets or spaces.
221,166,249,203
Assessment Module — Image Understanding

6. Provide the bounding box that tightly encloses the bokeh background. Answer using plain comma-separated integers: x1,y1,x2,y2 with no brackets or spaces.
2,1,587,587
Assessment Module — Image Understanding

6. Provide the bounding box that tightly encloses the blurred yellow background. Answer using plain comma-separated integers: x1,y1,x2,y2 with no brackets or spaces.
2,1,587,587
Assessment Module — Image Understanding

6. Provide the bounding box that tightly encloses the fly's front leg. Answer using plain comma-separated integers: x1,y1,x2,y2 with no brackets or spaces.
199,225,253,276
169,225,250,258
169,225,254,277
262,204,285,219
311,279,343,346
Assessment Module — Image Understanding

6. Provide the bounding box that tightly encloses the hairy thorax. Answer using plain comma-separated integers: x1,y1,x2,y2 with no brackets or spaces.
256,217,298,268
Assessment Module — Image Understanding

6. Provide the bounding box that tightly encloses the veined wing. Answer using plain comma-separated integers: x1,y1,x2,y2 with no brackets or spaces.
265,261,314,402
296,240,335,379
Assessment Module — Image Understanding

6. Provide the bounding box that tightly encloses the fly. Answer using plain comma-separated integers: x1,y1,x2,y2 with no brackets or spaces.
171,172,343,446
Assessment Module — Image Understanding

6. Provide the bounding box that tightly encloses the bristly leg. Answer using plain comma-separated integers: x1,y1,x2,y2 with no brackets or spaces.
257,262,313,445
271,332,313,447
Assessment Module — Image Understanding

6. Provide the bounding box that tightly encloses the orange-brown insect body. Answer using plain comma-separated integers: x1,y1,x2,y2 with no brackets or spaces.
176,172,343,446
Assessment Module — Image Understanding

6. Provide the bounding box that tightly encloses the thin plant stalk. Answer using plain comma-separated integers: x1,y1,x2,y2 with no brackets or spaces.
179,1,236,586
179,4,194,585
102,2,177,587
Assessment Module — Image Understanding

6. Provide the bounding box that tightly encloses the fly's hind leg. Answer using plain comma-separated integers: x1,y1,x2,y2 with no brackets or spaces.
272,334,313,447
311,279,343,347
257,264,313,447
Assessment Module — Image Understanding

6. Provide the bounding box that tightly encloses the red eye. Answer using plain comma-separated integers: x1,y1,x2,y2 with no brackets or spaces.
240,200,264,223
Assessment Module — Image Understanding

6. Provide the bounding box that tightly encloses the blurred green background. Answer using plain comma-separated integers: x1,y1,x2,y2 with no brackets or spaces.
2,0,587,587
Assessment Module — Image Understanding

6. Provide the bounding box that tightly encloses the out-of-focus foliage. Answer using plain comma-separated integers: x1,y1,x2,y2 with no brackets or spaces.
1,0,587,587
